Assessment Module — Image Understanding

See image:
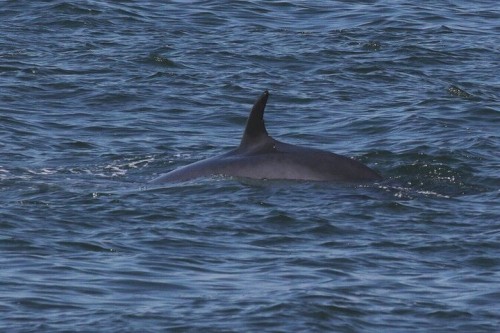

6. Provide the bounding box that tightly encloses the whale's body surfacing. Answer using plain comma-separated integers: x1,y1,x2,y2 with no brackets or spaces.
151,90,382,184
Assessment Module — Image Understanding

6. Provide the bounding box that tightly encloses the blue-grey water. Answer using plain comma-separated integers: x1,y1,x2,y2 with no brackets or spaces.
1,1,499,332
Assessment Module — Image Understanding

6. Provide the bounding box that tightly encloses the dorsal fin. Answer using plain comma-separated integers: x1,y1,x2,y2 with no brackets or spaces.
239,90,270,148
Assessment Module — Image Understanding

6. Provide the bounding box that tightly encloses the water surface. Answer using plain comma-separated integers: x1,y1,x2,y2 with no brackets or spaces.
1,1,499,332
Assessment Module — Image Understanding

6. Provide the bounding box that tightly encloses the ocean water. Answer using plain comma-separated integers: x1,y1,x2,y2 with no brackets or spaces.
1,1,499,332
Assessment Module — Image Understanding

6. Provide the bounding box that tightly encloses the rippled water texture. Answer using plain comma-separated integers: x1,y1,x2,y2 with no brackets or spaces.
1,1,499,332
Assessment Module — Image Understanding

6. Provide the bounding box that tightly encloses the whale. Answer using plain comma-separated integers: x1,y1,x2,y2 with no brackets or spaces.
150,90,382,184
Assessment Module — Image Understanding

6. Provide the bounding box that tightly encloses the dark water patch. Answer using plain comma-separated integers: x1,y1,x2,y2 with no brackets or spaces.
17,297,84,311
465,256,500,269
390,161,476,196
362,40,382,51
56,241,115,253
468,291,500,307
59,140,96,150
49,2,102,16
378,148,492,198
304,219,352,236
189,10,229,27
447,85,475,99
428,309,473,319
0,237,38,252
146,53,178,68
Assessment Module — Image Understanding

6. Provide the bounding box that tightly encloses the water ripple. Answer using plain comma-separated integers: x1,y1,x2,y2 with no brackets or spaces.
1,1,499,332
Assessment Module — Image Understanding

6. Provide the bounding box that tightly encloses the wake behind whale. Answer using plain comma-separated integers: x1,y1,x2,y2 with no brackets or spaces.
151,90,382,184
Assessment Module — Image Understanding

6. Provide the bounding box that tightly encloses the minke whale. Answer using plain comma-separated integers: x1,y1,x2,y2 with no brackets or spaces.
151,90,382,184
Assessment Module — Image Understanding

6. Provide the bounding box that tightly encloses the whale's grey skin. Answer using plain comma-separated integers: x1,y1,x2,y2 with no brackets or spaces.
151,90,382,183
